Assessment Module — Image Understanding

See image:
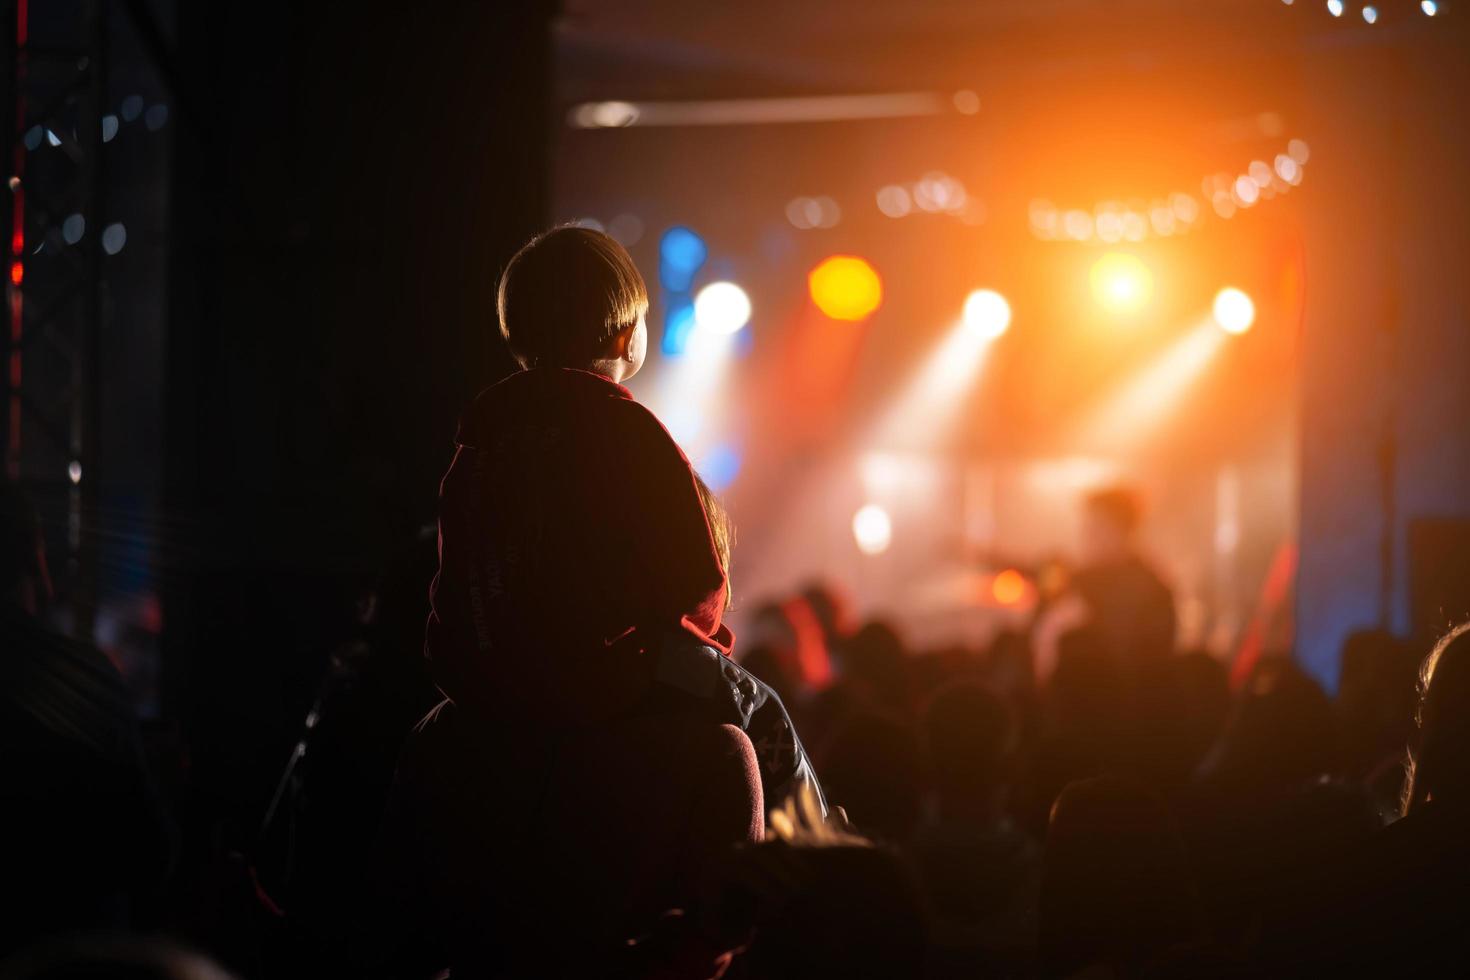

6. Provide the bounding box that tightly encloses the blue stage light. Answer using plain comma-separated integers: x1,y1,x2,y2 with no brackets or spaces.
659,226,708,291
700,443,743,492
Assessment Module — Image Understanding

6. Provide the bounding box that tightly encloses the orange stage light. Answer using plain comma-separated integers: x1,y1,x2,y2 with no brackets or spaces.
809,255,883,321
1089,252,1152,315
8,262,21,286
992,568,1027,606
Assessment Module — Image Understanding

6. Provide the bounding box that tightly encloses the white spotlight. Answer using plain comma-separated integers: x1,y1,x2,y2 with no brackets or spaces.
1213,287,1256,335
693,281,752,335
962,289,1012,340
852,503,893,555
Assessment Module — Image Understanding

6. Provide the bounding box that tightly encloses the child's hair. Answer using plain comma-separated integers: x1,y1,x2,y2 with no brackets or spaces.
694,474,734,609
497,225,649,369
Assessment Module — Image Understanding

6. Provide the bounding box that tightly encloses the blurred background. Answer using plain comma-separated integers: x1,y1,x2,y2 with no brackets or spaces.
4,0,1469,775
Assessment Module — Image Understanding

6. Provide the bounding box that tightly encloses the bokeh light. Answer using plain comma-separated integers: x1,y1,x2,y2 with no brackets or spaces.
1327,0,1343,16
876,185,912,218
1422,0,1438,14
1089,252,1153,315
962,289,1012,340
991,568,1027,606
809,255,883,321
699,443,743,492
852,503,893,555
659,226,708,291
693,281,753,335
952,89,981,114
1213,287,1256,335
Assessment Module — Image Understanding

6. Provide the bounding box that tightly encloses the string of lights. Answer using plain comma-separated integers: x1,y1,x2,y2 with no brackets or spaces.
1028,138,1310,243
1280,0,1441,22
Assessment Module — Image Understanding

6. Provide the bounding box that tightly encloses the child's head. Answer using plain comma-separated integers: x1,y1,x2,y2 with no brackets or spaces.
497,226,649,380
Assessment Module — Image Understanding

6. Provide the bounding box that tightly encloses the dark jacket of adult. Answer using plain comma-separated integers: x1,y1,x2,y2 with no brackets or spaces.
381,369,822,975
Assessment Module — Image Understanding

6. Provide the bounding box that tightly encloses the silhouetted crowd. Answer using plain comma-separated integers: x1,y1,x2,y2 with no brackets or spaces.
4,228,1469,978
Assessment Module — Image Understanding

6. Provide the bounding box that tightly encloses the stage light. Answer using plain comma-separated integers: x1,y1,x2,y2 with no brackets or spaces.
659,226,708,292
992,569,1027,607
1171,193,1200,224
852,503,892,556
1274,154,1300,183
962,289,1012,340
1362,5,1378,23
876,185,912,218
809,255,883,321
1422,0,1437,14
952,89,981,114
786,196,840,230
694,281,752,335
698,443,743,492
1288,138,1311,164
9,262,22,285
1327,0,1343,16
1233,175,1260,206
1213,287,1256,334
1090,252,1153,315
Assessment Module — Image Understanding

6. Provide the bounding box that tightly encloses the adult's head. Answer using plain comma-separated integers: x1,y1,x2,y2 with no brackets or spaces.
1206,656,1337,800
0,479,50,617
1403,621,1470,815
841,620,909,713
919,680,1014,815
1039,776,1198,978
497,226,649,381
1081,484,1144,564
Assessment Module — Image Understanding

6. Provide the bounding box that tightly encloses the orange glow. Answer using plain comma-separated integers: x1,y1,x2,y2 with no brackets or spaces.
1079,320,1226,447
1089,252,1152,315
992,568,1027,606
8,262,21,286
809,255,883,321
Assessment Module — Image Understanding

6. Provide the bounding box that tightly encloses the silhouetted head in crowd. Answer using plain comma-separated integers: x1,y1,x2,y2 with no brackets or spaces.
1204,656,1337,800
920,680,1014,822
0,936,236,980
1122,651,1231,785
800,580,854,644
1403,621,1470,815
497,225,649,381
819,712,922,843
0,480,51,617
841,620,910,713
1082,485,1144,565
1048,626,1127,738
734,791,926,980
1039,776,1199,979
